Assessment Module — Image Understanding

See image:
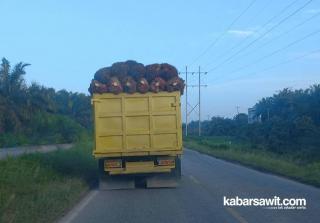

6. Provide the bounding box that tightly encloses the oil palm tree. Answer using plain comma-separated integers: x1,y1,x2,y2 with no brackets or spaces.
0,58,30,96
0,58,30,132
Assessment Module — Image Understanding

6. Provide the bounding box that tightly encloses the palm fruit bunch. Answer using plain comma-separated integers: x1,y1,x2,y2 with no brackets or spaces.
126,60,145,81
94,67,112,84
159,63,179,81
150,77,166,93
122,76,137,94
137,78,149,93
166,76,185,95
108,77,122,94
145,63,161,82
88,60,185,95
88,80,108,94
110,62,129,83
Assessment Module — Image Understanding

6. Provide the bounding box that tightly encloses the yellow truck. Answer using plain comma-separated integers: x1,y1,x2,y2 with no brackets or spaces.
91,91,183,189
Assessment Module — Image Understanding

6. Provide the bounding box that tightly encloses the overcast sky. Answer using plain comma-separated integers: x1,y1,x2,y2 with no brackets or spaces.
1,0,319,120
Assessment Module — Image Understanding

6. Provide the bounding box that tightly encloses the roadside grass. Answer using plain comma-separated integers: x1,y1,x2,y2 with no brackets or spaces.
184,136,320,187
0,141,98,223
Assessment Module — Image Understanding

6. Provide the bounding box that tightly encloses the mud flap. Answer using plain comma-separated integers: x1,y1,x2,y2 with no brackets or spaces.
146,156,181,188
99,175,135,190
146,174,179,188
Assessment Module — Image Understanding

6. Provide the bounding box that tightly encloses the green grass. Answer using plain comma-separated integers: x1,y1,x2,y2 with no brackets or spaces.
184,136,320,187
0,141,98,223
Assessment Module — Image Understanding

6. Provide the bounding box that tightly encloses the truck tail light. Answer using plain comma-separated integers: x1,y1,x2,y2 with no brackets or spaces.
157,157,175,166
105,159,122,168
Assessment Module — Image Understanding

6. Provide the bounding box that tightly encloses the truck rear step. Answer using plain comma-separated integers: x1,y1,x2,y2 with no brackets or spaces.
98,157,181,190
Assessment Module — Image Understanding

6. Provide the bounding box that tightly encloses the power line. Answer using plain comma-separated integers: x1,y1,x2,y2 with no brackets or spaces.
207,0,314,72
207,0,314,73
203,0,298,68
212,48,320,84
230,10,320,63
188,0,257,67
225,28,320,76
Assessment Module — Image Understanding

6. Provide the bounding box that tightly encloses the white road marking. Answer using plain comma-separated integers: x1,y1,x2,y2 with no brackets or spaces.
189,175,201,185
187,174,248,223
58,190,99,223
225,207,249,223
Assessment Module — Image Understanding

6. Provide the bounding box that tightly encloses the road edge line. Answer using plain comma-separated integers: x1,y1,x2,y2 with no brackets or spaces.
58,190,98,223
225,207,249,223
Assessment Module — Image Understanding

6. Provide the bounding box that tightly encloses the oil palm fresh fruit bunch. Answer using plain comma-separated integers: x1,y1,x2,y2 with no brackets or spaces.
126,60,146,81
108,77,123,94
88,79,108,94
137,77,149,93
94,67,111,84
150,77,166,93
122,76,137,94
166,77,185,95
110,62,129,83
145,63,161,82
159,63,178,80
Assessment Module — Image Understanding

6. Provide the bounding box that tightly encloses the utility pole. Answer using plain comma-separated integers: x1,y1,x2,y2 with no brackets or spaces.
185,66,188,136
180,66,207,137
198,66,201,136
236,106,240,115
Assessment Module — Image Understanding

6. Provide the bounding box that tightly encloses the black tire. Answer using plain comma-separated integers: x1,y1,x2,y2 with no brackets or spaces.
98,159,108,177
98,159,136,190
173,156,181,178
98,159,111,189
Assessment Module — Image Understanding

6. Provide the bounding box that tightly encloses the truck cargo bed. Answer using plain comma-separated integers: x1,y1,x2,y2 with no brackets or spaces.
92,92,182,158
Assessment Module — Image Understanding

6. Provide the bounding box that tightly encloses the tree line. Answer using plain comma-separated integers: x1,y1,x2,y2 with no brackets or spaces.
187,84,320,160
0,58,92,147
2,56,319,159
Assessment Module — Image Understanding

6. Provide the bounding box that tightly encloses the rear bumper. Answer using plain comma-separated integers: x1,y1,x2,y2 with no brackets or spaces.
107,164,174,175
102,156,178,175
93,149,182,158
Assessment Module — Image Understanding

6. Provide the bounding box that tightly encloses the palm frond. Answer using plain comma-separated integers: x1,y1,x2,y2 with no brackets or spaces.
10,62,30,91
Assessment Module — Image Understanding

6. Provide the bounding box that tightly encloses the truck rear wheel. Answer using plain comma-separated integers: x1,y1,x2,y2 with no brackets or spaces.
172,156,181,178
98,159,106,177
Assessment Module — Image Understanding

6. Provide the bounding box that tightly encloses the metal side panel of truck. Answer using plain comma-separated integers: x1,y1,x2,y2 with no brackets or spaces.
91,91,183,182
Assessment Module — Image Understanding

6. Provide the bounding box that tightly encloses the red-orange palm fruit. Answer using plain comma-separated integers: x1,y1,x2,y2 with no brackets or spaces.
88,79,108,94
122,76,137,94
108,77,123,94
150,77,166,93
137,78,149,93
166,77,185,95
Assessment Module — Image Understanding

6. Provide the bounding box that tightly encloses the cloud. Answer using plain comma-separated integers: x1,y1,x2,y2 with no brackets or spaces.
304,9,320,14
228,29,255,38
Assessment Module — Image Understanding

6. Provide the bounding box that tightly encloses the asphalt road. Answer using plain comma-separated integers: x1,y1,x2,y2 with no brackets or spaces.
59,149,320,223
